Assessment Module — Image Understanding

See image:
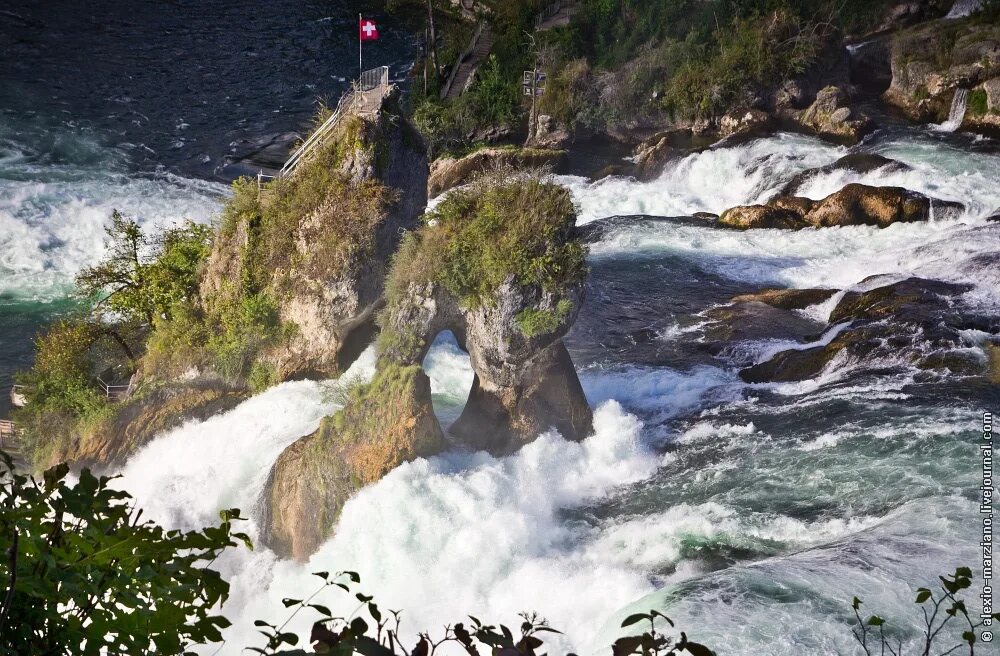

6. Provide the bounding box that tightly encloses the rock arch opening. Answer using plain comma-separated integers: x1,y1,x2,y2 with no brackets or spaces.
422,330,474,428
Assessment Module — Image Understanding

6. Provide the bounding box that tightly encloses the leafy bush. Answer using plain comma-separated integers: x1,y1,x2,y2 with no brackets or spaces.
250,571,715,656
968,88,989,117
0,453,249,655
516,300,573,338
392,172,585,309
850,567,1000,656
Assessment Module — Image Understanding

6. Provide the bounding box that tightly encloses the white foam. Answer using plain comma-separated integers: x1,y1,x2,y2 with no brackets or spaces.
560,133,843,224
0,131,226,300
192,401,661,654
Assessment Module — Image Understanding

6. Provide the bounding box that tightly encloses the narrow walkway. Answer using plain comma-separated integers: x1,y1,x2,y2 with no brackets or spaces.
536,1,578,31
441,24,495,100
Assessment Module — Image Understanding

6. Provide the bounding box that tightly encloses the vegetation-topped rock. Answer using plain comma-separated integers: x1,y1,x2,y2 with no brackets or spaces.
263,171,592,560
719,183,963,230
198,89,427,383
264,364,443,561
428,146,565,197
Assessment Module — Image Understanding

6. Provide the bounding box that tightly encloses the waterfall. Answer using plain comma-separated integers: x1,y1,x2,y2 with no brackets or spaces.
946,0,984,19
938,88,969,132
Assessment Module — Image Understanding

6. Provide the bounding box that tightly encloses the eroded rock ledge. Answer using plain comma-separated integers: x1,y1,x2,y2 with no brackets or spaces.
263,171,593,561
720,183,963,230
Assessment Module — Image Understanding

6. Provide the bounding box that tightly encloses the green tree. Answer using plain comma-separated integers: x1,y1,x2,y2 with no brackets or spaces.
0,452,250,655
76,211,211,326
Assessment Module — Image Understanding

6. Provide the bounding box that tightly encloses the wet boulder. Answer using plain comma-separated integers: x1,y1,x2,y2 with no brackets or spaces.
797,86,874,144
719,205,810,230
720,183,963,230
740,277,996,383
805,183,934,227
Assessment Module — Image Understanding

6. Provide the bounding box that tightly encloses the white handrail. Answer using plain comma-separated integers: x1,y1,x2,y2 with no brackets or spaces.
280,66,389,178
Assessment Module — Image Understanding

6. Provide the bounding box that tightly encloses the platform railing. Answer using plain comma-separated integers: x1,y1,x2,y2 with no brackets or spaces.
280,66,390,178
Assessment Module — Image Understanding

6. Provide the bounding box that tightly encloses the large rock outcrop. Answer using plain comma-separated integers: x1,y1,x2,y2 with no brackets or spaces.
719,183,963,230
200,88,428,381
263,172,593,560
882,16,1000,131
263,364,444,561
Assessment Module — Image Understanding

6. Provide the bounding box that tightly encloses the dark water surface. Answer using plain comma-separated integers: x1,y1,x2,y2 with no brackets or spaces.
0,0,418,179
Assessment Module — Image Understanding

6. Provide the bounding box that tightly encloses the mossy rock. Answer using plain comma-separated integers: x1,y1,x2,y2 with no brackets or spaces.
264,364,444,561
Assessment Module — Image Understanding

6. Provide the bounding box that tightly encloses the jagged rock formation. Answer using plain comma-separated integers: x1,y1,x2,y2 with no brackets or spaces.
263,172,592,561
719,183,963,230
739,277,1000,383
201,88,428,380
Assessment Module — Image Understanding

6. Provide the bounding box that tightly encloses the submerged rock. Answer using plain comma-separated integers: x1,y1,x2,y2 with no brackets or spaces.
729,288,838,310
740,277,997,383
780,154,911,196
720,183,963,230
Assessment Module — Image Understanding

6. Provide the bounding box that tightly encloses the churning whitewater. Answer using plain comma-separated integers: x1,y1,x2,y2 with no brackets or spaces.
88,125,995,654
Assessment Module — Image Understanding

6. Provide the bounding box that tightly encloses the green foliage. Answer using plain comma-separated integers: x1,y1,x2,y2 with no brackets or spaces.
614,610,715,656
403,174,585,309
0,453,250,655
968,88,989,116
205,292,286,381
13,319,129,466
516,300,573,338
850,567,1000,656
248,361,278,394
250,570,716,656
76,211,211,325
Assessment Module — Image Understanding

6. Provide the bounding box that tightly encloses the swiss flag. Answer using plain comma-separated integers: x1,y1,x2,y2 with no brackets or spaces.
359,18,379,41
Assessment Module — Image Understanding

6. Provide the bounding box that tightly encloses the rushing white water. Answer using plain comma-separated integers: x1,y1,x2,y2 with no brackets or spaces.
935,88,970,132
558,134,843,223
83,130,998,655
0,122,226,300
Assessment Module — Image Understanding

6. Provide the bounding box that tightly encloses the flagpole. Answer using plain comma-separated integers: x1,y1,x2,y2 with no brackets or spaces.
359,13,362,81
